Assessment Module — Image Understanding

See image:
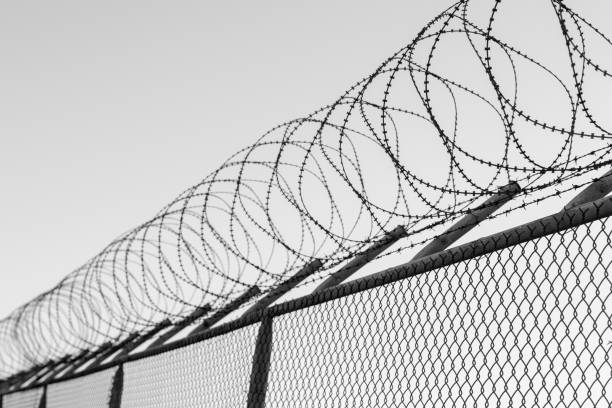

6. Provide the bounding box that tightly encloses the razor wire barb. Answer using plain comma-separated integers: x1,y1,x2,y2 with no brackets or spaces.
2,0,612,378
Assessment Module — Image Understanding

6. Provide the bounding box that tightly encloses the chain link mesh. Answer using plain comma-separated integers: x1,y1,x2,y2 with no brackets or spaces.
46,368,116,408
3,214,612,407
120,323,259,408
4,0,612,377
265,217,612,407
2,387,43,408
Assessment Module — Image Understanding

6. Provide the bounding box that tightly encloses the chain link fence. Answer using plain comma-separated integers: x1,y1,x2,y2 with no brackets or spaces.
2,205,612,407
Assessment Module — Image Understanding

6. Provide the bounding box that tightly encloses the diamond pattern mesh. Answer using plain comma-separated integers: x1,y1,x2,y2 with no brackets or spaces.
121,323,259,408
265,218,612,407
3,217,612,407
46,367,116,408
2,387,43,408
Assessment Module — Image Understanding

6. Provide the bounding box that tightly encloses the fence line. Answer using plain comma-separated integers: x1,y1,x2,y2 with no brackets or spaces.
2,195,612,407
4,1,612,375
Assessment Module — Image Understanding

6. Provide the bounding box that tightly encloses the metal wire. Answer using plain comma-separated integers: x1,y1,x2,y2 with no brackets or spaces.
1,0,612,382
3,204,609,407
264,217,612,407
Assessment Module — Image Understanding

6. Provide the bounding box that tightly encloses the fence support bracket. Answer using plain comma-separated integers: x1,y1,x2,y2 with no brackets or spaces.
314,225,407,293
146,304,212,351
60,342,113,379
188,286,261,337
108,319,171,363
564,169,612,209
37,385,46,408
410,181,520,261
86,332,140,371
243,260,323,318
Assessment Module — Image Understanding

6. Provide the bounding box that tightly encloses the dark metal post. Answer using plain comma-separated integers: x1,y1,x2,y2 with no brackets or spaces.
10,359,56,390
243,260,323,317
146,304,212,350
314,225,407,293
188,286,261,337
0,380,7,399
410,181,520,260
246,313,274,408
108,365,124,408
564,168,612,209
37,385,46,408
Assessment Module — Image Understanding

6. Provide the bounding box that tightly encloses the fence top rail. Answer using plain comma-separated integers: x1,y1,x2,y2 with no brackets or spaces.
4,194,612,395
270,194,612,317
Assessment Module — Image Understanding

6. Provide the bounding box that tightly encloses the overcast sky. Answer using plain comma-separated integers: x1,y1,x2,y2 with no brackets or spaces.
0,0,609,319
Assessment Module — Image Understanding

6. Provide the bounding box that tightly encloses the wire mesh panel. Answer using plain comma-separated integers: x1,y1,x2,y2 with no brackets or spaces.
2,387,43,408
121,323,259,408
46,367,116,408
265,217,612,407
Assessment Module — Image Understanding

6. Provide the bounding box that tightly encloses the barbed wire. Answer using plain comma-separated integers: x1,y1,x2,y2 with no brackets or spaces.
1,0,611,377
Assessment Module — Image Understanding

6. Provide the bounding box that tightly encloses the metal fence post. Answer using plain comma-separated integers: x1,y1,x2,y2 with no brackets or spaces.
108,364,124,408
37,385,46,408
246,313,274,408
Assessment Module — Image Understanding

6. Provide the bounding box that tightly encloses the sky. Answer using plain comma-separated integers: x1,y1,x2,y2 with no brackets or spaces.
0,0,611,320
0,1,450,319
